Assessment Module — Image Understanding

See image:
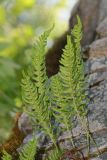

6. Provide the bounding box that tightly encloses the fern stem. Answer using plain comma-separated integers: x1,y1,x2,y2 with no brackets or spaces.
73,103,100,156
65,125,75,148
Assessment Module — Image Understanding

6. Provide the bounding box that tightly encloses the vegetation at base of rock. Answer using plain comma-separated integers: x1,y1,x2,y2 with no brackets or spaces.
2,138,37,160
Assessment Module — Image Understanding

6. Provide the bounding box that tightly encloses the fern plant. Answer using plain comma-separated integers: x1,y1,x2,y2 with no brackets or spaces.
2,16,98,160
2,138,37,160
19,138,37,160
46,148,63,160
21,15,94,158
2,151,12,160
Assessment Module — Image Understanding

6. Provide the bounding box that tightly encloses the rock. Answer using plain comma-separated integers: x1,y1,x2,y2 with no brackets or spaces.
23,131,48,148
86,57,107,73
98,0,107,22
89,38,107,58
96,17,107,38
84,53,107,159
18,113,32,135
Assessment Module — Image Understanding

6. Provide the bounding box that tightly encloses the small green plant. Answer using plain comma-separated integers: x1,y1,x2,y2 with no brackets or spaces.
2,138,37,160
2,16,98,160
19,138,37,160
46,148,63,160
2,151,12,160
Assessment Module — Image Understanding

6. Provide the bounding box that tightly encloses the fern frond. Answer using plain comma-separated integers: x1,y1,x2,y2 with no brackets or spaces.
59,35,75,98
47,148,63,160
51,35,76,122
51,17,87,148
22,70,55,145
71,16,88,116
19,138,37,160
32,25,54,96
21,26,56,146
51,75,64,107
2,151,12,160
72,15,82,43
51,74,73,125
21,71,38,106
51,37,75,147
59,15,87,116
71,16,100,153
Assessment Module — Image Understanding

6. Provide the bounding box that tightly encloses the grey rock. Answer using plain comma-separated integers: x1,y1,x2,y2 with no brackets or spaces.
89,38,107,58
96,17,107,38
99,0,107,22
23,131,47,148
85,51,107,159
18,112,32,135
86,57,107,73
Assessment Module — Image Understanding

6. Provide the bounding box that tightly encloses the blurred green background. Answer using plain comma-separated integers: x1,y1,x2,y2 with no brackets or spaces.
0,0,75,143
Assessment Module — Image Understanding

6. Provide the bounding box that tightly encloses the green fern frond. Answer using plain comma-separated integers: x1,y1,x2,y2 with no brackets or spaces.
21,26,56,146
71,17,99,153
58,15,87,116
51,16,87,148
51,36,75,147
51,35,76,123
71,16,88,116
22,69,55,146
51,75,65,107
47,148,63,160
19,138,37,160
2,151,12,160
72,15,82,42
59,35,75,97
21,71,38,106
32,25,54,96
51,74,73,125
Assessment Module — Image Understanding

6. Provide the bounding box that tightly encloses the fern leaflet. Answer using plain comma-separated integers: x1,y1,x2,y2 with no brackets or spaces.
19,138,37,160
47,148,63,160
2,151,12,160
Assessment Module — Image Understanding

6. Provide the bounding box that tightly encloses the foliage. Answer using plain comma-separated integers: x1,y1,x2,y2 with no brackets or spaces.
46,148,63,160
2,150,12,160
21,26,56,145
51,16,86,128
0,57,21,142
19,138,37,160
2,140,63,160
20,16,90,159
2,15,96,160
2,138,37,160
